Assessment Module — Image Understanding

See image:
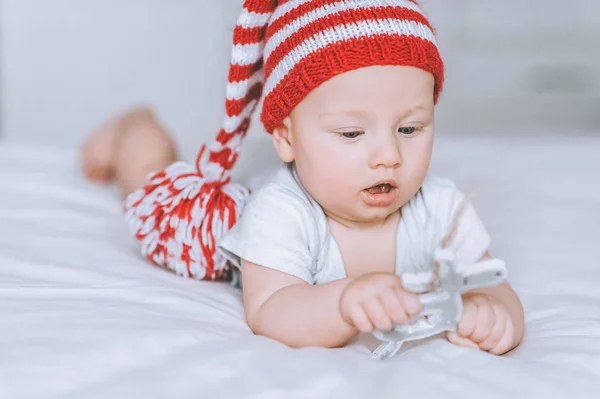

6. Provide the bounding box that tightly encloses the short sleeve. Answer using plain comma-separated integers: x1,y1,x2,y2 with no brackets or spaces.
431,178,492,264
218,179,317,284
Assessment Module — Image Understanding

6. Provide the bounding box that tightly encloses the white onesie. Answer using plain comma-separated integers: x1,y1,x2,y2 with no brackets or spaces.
218,162,491,284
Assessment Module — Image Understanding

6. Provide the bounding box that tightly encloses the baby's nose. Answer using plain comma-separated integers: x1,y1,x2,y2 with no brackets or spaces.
370,138,402,169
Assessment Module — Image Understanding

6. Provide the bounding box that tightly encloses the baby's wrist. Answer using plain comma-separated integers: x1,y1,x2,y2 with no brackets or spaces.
337,277,359,330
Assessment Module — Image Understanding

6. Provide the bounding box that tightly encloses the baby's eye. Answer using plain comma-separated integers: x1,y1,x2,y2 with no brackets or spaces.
398,126,416,135
341,131,363,139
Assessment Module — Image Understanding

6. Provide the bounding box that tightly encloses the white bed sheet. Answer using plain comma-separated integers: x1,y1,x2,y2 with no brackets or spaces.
1,134,599,399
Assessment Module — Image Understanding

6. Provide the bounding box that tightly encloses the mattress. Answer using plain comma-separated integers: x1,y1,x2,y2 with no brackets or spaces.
1,134,599,399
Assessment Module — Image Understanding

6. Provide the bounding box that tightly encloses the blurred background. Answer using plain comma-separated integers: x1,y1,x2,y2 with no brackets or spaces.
0,0,599,165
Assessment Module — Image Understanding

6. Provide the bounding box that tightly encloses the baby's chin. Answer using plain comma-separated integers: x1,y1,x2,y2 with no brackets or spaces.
354,207,402,224
325,204,401,227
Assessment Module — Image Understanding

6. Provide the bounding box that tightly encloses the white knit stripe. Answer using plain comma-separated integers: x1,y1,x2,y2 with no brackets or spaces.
238,8,272,29
269,0,313,27
265,0,423,62
264,18,436,96
231,42,264,66
226,69,265,100
223,99,258,133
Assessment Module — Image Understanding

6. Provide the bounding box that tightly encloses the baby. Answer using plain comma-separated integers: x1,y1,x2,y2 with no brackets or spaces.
82,0,524,355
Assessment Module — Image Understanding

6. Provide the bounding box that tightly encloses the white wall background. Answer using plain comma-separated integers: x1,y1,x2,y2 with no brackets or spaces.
0,0,599,162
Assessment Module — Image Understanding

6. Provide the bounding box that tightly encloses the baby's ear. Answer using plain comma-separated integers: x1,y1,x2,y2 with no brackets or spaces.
271,117,295,163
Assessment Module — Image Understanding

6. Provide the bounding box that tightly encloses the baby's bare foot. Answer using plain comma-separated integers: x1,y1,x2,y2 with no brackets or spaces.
112,111,178,196
81,114,120,183
81,106,177,189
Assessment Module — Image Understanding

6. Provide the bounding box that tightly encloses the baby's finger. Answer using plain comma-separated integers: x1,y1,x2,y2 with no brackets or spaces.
364,299,393,332
380,289,408,326
479,305,507,351
490,316,516,355
446,331,479,350
470,300,496,343
349,306,373,333
457,301,478,337
396,288,422,316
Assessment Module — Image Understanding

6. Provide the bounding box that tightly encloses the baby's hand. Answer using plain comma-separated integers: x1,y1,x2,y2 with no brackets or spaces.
339,273,422,333
446,293,516,355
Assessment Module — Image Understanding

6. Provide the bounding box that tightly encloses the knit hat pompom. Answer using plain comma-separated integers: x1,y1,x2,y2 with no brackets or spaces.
124,0,444,281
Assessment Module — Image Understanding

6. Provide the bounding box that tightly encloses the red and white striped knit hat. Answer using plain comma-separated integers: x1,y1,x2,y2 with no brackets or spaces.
125,0,445,281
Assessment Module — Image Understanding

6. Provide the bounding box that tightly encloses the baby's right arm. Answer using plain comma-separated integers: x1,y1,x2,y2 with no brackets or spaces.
242,260,422,349
242,259,357,348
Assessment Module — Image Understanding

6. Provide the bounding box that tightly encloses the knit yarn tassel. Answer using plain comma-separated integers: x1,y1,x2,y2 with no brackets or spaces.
124,146,250,280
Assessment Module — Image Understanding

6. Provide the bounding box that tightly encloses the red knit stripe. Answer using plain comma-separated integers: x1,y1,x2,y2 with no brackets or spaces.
216,117,251,145
225,81,264,117
228,59,263,83
209,147,239,171
267,0,341,42
233,26,265,46
265,7,433,77
243,0,278,14
261,34,444,133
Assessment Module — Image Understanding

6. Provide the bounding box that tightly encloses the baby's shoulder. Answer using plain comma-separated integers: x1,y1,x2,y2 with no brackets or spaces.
219,164,324,283
420,175,459,195
248,163,313,206
404,175,463,214
241,163,322,226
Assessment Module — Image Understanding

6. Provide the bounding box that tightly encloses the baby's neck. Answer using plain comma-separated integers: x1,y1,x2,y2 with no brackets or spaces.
326,208,401,278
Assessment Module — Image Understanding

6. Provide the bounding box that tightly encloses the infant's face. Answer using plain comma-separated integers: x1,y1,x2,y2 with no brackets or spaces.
284,65,435,227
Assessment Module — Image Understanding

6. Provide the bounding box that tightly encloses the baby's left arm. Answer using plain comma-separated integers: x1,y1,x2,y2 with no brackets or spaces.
446,252,525,355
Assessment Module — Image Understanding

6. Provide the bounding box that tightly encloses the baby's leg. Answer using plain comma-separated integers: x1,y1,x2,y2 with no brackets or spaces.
81,106,178,198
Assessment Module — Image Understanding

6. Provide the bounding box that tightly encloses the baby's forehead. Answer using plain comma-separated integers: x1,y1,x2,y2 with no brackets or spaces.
299,92,435,120
306,66,435,99
288,67,436,124
316,105,431,118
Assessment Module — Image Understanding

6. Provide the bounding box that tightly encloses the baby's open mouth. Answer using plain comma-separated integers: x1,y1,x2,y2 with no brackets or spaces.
366,183,394,194
361,181,398,206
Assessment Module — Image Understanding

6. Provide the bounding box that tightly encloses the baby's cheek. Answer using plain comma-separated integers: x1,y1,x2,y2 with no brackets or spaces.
317,168,353,200
296,143,365,208
314,169,358,212
398,153,430,196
